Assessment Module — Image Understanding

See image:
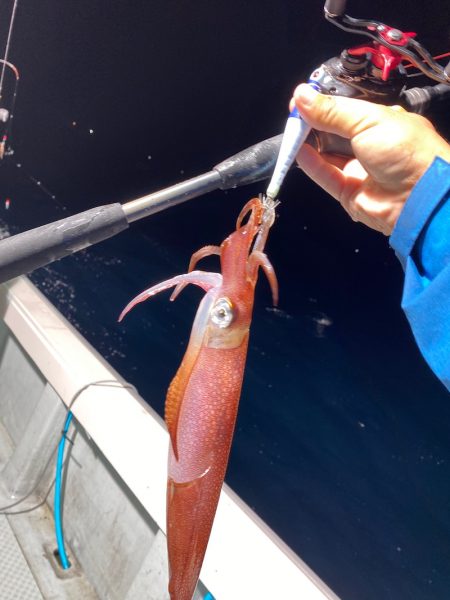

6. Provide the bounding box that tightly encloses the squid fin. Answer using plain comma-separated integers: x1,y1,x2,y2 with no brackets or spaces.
165,368,187,461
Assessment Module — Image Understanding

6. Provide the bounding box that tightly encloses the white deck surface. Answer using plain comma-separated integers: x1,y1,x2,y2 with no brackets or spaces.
0,515,43,600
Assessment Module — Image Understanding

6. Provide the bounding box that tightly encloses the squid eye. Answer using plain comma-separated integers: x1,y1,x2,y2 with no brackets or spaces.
210,297,234,328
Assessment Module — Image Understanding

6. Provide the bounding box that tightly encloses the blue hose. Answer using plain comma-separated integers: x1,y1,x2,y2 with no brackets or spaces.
204,593,215,600
54,411,73,569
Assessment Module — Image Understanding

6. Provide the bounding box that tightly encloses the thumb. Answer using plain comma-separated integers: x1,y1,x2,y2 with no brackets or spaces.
293,84,390,140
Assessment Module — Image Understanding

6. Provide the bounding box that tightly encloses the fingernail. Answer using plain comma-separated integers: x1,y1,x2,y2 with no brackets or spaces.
294,84,318,107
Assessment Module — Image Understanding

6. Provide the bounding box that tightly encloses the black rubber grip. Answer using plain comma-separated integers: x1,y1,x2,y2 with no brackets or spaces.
0,203,129,284
214,135,282,189
214,130,352,190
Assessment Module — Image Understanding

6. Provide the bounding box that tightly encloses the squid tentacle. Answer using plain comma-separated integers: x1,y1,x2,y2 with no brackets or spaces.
118,271,222,322
188,245,222,272
171,246,222,301
247,250,279,306
236,197,262,229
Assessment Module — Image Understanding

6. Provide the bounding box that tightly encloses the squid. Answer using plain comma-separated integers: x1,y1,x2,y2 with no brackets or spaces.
119,197,278,600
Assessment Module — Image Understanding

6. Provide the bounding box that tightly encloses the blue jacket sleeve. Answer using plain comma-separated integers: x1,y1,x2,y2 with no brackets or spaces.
390,157,450,392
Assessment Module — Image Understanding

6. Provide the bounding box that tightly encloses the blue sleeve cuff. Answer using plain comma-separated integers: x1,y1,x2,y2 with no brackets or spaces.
389,156,450,391
390,157,450,270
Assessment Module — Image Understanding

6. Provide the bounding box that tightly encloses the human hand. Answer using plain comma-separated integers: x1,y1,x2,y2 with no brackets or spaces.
292,84,450,235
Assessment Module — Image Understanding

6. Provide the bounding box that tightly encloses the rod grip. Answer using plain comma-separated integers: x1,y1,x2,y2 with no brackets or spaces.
214,135,282,189
0,203,128,284
214,130,353,190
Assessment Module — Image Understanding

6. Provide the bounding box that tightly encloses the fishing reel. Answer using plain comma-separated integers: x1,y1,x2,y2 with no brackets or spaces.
320,0,450,106
306,0,450,155
324,0,450,86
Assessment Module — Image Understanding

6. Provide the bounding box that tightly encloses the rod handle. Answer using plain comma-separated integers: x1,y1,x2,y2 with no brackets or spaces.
0,203,128,284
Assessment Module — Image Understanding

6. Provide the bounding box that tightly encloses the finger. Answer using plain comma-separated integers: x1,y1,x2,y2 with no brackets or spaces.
296,143,347,202
342,158,368,180
297,144,366,213
293,84,390,140
319,152,350,170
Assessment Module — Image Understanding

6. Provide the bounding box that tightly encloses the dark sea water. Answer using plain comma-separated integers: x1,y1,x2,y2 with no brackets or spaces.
1,0,450,598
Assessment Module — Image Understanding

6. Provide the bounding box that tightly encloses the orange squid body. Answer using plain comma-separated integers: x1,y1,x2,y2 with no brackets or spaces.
166,340,248,600
119,198,278,600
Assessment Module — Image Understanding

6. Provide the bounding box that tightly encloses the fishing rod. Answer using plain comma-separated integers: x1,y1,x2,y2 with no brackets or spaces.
0,58,19,160
0,0,20,160
0,0,448,284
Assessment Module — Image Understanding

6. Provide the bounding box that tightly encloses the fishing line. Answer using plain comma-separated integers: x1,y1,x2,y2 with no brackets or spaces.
0,380,137,516
14,161,58,202
53,380,138,568
0,1,61,209
0,0,19,100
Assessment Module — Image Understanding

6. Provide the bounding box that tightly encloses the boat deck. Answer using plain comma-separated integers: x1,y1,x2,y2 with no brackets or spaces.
0,514,43,599
0,504,99,600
